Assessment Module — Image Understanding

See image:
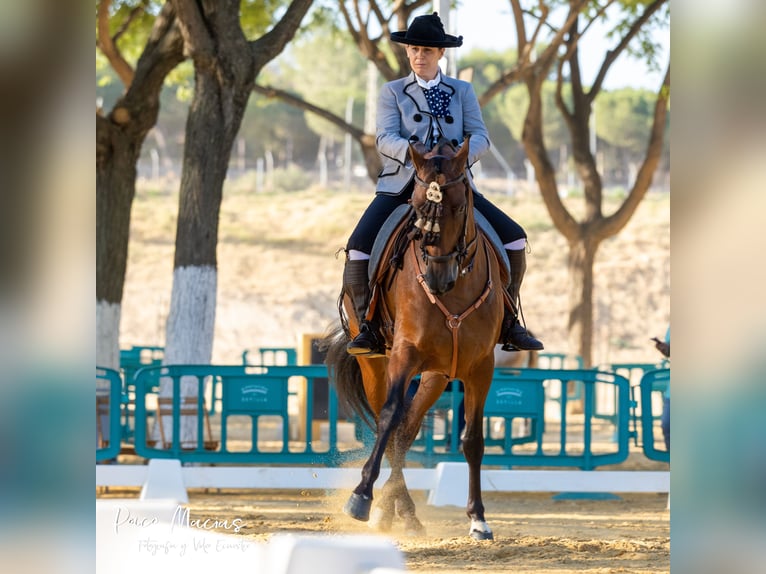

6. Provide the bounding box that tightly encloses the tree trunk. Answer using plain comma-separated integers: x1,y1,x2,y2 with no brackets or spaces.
159,49,256,447
96,3,183,369
159,0,311,446
567,237,598,367
96,119,141,369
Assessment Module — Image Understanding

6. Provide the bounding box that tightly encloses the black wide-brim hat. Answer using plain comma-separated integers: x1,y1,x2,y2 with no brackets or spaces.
390,12,463,48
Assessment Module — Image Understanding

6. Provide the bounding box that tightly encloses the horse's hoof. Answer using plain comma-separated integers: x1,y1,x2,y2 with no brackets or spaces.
470,529,494,541
343,493,372,522
368,507,393,531
469,519,494,541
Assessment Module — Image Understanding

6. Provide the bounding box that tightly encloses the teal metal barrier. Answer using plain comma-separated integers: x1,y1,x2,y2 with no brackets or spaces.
538,353,586,405
409,368,631,470
132,365,363,465
604,362,666,444
639,368,670,463
242,347,298,366
96,367,124,461
412,379,463,454
120,346,165,431
124,365,631,471
120,345,164,383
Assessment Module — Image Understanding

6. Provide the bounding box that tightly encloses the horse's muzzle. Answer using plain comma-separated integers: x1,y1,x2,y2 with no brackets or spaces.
425,262,458,295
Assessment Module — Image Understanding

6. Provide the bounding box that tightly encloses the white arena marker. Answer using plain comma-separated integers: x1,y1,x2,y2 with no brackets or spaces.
427,462,469,507
140,458,189,503
268,533,406,574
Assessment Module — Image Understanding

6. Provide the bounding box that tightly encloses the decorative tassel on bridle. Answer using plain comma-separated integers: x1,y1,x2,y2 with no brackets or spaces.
414,181,444,245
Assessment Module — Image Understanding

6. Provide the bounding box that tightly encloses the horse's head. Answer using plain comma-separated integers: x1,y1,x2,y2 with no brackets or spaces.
409,137,472,295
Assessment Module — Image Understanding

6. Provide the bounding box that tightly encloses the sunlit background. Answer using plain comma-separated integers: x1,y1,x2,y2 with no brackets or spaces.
1,0,766,571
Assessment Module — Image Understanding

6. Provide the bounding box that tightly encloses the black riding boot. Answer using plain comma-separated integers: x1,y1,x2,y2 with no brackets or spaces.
500,249,544,351
343,259,386,357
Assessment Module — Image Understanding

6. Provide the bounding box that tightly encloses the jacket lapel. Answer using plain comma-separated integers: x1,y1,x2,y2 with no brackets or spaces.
402,72,430,115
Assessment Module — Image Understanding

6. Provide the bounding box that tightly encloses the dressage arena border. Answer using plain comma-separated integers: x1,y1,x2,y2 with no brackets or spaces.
97,459,669,505
97,496,408,574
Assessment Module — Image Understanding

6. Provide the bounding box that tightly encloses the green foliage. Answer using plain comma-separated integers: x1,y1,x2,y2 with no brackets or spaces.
241,92,319,164
497,82,571,151
241,0,286,37
265,26,369,141
96,0,291,100
595,87,655,154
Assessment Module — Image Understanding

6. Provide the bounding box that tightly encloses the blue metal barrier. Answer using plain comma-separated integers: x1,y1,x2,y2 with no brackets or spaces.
96,367,124,461
120,345,164,383
120,346,165,431
242,347,298,366
604,362,666,444
538,353,585,401
408,368,631,469
639,368,670,463
132,365,363,465
123,365,631,471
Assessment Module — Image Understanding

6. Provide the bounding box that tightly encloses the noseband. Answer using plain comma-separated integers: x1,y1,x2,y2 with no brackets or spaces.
412,170,477,275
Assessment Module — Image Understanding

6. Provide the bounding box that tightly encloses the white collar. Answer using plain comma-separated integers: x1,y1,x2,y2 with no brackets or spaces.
415,71,442,90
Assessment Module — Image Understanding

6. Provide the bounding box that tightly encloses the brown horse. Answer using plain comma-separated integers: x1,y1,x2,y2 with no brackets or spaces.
324,138,505,540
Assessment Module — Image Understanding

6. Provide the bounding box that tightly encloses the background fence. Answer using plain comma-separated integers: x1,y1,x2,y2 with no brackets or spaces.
97,348,670,471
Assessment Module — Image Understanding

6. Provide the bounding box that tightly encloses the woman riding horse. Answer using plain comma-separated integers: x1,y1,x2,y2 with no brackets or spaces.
343,12,543,357
327,137,504,539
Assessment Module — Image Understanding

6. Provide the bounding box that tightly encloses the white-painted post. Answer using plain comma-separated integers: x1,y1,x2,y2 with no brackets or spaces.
265,150,274,190
435,0,456,77
318,136,328,187
256,157,264,191
344,96,353,190
150,148,159,180
364,62,378,135
237,137,246,172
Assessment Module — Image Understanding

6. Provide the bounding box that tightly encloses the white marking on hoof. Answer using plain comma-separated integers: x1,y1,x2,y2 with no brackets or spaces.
469,519,493,541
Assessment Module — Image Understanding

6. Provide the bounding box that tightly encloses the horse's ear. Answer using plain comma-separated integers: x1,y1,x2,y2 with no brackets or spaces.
410,142,427,172
453,135,471,168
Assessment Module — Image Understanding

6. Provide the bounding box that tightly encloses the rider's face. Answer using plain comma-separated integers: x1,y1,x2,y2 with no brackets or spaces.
406,45,445,81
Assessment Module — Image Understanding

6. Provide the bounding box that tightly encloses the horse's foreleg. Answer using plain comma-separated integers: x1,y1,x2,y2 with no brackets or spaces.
344,374,410,522
462,372,494,541
385,373,448,535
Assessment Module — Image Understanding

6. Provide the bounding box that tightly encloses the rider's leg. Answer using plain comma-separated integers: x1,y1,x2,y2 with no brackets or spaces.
501,240,543,351
344,193,409,356
343,250,385,356
472,194,543,351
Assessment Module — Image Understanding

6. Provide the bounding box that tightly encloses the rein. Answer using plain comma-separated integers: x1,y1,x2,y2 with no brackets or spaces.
412,237,494,380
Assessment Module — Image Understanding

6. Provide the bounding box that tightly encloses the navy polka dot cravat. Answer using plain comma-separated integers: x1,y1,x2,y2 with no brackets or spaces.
423,87,451,118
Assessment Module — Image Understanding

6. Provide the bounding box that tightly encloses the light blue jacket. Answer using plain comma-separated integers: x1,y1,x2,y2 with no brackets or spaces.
375,71,491,195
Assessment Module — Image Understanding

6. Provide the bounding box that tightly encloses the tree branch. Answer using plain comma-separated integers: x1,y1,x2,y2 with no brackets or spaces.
481,0,584,107
97,0,135,87
113,0,148,43
114,1,185,133
253,83,366,141
171,0,217,70
343,0,398,80
249,0,313,74
587,0,667,103
601,62,670,237
557,0,616,66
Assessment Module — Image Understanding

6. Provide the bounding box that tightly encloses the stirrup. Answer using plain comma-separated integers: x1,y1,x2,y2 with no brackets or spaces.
346,323,386,358
500,319,544,352
500,342,521,352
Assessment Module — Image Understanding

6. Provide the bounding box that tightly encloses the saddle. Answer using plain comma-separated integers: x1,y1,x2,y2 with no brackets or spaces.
365,205,511,342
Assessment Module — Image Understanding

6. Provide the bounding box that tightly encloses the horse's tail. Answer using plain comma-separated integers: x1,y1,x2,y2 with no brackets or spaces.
318,323,375,428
